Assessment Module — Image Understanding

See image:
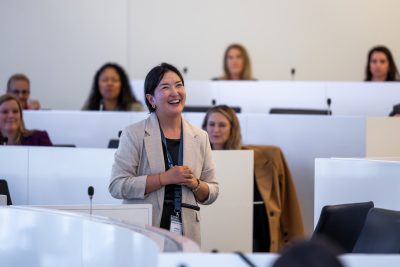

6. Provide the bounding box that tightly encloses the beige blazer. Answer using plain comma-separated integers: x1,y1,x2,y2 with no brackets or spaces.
109,113,219,245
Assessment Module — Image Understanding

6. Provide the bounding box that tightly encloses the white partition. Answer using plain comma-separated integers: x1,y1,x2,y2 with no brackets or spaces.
325,82,400,116
0,147,253,252
28,147,119,205
21,112,367,234
0,146,29,204
314,158,400,227
201,150,253,252
36,204,152,226
366,117,400,157
24,111,148,148
132,80,400,116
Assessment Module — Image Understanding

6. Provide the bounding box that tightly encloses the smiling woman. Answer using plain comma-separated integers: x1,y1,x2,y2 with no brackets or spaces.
109,63,219,246
0,94,52,146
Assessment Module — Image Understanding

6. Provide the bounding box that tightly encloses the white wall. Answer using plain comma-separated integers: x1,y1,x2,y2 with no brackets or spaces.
0,0,128,109
1,1,400,109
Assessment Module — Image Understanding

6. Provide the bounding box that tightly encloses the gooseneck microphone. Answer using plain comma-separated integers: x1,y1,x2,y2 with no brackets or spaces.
327,98,332,115
291,68,296,81
88,186,94,215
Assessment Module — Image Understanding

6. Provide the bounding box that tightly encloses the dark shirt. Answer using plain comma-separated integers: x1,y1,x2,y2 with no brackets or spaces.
21,130,53,146
160,138,182,230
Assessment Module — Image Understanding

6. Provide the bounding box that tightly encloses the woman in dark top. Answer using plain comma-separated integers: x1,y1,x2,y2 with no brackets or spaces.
0,94,52,146
365,45,400,81
109,63,218,245
83,62,144,111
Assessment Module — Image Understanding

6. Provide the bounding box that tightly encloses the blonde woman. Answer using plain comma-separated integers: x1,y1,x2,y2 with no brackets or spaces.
0,94,52,146
214,44,255,80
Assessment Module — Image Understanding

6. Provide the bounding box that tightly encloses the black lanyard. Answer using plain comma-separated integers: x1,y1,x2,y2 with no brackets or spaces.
159,123,183,216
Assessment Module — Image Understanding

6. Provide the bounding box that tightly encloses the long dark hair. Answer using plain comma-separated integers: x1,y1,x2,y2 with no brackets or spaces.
144,63,184,112
365,45,399,81
83,63,140,110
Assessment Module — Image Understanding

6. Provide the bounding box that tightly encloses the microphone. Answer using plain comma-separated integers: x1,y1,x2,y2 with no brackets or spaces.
2,137,8,145
291,68,296,81
211,99,216,106
99,100,104,111
327,98,332,115
88,186,94,215
182,67,188,75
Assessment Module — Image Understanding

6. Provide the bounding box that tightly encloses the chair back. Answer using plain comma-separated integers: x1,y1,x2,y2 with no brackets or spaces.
352,208,400,253
312,201,374,253
0,179,12,205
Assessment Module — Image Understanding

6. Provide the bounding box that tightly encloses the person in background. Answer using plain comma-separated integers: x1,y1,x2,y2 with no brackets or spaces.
0,94,52,146
202,105,304,252
214,43,255,80
365,45,400,81
83,63,144,111
272,239,344,267
109,63,219,245
7,73,41,110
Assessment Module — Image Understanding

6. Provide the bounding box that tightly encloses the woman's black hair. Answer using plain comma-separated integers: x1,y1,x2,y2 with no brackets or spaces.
144,63,184,112
83,62,140,110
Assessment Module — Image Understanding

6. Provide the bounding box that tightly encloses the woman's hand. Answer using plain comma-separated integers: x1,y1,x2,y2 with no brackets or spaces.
162,166,196,187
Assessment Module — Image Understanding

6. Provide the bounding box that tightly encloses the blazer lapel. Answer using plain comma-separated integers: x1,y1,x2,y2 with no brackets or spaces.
144,113,165,209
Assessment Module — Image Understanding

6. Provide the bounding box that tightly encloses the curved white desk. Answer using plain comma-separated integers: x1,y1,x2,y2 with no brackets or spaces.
0,206,199,267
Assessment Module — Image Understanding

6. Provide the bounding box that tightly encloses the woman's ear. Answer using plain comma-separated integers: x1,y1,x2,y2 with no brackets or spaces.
145,94,154,106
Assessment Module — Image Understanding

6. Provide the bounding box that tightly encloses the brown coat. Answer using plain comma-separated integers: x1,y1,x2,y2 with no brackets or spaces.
243,145,304,252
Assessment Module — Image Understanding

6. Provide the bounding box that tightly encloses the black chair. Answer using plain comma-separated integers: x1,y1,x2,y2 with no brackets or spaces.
0,179,13,205
270,108,330,115
108,130,122,149
53,144,76,147
312,201,374,253
183,105,241,113
352,208,400,253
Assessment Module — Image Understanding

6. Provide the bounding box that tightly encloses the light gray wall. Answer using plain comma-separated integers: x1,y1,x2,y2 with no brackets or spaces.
1,0,400,109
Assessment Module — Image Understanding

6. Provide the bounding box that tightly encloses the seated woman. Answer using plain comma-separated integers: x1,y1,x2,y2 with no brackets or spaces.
0,94,52,146
83,63,144,111
202,105,304,252
364,45,400,81
214,43,256,80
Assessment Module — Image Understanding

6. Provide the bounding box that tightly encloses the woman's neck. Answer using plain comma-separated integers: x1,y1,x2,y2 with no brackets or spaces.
212,144,225,150
103,99,118,111
372,75,387,82
157,112,182,139
229,73,241,80
2,131,18,145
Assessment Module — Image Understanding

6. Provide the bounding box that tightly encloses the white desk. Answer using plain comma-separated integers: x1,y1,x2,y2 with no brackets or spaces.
0,147,253,252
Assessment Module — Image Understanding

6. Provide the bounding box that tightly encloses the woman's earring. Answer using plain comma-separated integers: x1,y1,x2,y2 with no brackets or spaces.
152,104,156,109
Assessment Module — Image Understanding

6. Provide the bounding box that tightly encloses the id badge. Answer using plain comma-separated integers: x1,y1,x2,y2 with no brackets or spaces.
170,215,183,235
